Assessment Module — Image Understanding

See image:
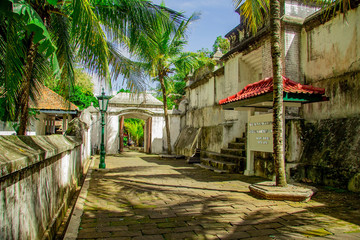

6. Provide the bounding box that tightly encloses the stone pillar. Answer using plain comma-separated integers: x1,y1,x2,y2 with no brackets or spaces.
146,118,152,153
119,116,124,152
62,114,68,134
245,108,255,176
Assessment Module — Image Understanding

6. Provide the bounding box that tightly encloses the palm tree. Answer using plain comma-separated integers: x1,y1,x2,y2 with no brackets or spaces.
233,0,354,187
0,0,183,135
131,12,199,155
233,0,285,187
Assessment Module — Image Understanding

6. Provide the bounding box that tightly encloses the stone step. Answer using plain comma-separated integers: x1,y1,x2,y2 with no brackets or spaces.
201,158,238,173
235,137,246,143
206,151,245,164
221,148,245,157
228,142,245,150
194,163,230,174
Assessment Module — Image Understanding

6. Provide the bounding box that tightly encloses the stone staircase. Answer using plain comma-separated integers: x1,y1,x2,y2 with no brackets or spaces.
195,136,246,173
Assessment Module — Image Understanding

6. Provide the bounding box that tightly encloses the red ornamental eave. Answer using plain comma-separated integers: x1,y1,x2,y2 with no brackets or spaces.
219,76,326,105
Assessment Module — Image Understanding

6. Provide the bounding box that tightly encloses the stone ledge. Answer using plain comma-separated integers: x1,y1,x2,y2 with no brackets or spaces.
249,181,317,202
0,135,82,178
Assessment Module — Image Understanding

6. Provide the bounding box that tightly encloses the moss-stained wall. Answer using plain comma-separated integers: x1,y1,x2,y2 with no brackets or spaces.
303,71,360,120
295,118,360,192
199,126,224,153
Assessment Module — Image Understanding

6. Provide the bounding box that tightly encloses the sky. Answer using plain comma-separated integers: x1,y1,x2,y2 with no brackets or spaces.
97,0,240,94
152,0,240,52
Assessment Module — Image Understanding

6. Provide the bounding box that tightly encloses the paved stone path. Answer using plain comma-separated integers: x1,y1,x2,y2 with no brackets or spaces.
68,151,360,240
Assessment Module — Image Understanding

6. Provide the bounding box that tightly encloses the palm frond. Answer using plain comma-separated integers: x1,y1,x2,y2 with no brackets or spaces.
49,12,75,99
107,41,148,92
72,0,109,82
1,14,27,121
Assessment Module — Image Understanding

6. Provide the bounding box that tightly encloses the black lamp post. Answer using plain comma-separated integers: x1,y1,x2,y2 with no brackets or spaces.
97,88,111,169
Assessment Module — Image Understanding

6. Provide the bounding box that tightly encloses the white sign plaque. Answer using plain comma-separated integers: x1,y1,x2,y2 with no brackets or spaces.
248,113,273,153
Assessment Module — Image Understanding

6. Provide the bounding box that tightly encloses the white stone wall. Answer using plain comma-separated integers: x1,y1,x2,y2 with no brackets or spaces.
0,135,90,240
152,116,165,153
106,113,120,154
169,114,181,151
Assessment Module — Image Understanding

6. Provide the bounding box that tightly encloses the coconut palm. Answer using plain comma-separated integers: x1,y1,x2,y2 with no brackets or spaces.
233,0,285,187
0,0,183,135
130,12,199,154
233,0,354,187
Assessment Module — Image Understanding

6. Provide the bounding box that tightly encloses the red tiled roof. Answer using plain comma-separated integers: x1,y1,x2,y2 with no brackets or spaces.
219,76,325,105
30,84,79,111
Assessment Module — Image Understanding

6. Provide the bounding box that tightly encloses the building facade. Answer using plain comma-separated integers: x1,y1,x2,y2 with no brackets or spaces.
175,0,360,192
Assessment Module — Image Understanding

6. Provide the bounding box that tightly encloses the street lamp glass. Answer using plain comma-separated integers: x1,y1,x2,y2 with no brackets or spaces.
97,89,110,112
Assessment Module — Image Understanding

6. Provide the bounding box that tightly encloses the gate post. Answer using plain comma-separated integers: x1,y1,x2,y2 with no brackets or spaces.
119,116,124,152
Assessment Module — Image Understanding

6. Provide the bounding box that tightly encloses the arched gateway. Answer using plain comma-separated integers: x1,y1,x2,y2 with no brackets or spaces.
88,92,166,154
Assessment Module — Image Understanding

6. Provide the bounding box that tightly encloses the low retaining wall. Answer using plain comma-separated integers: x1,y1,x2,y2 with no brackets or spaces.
0,135,91,239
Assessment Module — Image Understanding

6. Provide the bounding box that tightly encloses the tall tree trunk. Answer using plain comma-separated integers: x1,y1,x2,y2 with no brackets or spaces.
18,34,37,135
159,75,172,155
270,0,287,187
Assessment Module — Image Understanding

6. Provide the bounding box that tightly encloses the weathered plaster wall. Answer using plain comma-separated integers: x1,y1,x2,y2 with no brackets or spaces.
300,5,360,120
169,114,181,151
183,60,250,154
301,7,360,81
238,56,259,89
0,135,90,239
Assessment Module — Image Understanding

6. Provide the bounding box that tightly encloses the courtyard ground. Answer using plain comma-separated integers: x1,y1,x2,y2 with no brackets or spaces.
64,151,360,240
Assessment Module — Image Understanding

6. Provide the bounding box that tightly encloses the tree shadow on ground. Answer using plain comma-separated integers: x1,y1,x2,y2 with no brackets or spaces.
79,169,360,240
77,155,360,240
138,155,360,227
139,156,265,185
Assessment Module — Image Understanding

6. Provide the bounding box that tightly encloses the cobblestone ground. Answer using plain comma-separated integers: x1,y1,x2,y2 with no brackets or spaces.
74,151,360,240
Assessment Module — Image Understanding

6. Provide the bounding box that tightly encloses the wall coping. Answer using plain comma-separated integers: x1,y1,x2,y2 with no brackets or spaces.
0,135,82,178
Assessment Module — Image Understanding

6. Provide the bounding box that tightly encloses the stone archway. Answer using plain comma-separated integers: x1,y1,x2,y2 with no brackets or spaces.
116,109,153,153
103,93,165,154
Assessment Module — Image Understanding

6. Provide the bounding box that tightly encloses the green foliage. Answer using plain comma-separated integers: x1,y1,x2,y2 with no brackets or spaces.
69,86,98,110
233,0,270,34
212,36,230,55
117,88,132,94
45,68,98,110
1,0,184,134
124,118,145,146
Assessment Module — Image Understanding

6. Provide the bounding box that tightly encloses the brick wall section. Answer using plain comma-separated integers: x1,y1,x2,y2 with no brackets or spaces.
284,24,302,83
262,38,273,78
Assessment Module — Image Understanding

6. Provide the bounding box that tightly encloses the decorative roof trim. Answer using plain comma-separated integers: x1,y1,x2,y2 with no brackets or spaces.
219,76,326,105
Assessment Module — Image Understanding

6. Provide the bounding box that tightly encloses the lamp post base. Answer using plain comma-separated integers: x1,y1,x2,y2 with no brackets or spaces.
99,152,106,169
99,161,106,169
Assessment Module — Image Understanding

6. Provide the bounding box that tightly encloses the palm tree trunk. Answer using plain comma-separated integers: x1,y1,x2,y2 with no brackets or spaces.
159,75,172,155
270,0,287,187
18,34,37,136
